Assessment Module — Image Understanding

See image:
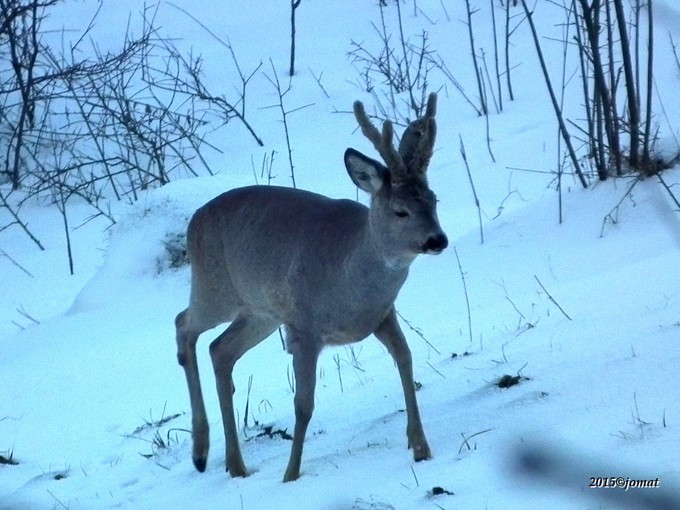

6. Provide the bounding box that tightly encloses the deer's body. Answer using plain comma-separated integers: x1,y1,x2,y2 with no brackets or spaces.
184,186,407,344
176,94,447,482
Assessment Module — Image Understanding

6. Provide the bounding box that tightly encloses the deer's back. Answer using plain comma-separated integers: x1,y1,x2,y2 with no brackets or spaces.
189,185,366,252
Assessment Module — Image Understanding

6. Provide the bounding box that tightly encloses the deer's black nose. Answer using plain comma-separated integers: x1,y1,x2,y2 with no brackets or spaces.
423,233,448,253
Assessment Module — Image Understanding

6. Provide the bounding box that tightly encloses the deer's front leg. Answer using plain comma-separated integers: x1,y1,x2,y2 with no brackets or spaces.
283,333,321,482
374,307,431,461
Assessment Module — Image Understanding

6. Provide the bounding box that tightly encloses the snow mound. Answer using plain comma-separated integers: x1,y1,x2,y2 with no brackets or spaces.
70,174,250,313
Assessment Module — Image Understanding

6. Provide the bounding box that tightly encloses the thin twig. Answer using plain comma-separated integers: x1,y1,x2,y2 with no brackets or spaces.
490,0,503,111
333,354,344,393
410,465,420,487
657,174,680,210
0,190,45,250
243,374,253,429
642,0,654,163
600,175,642,236
16,305,39,325
464,0,488,115
289,0,302,76
522,0,588,188
265,59,312,188
454,246,473,346
533,275,572,321
458,428,494,454
426,361,446,379
504,0,515,101
459,136,484,244
0,249,33,277
395,310,441,355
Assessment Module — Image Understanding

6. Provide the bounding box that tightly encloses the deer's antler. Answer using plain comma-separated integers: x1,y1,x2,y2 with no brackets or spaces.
353,100,408,180
398,93,437,175
354,93,438,180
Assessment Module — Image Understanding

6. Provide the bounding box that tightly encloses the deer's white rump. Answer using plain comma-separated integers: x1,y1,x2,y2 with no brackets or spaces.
175,93,447,482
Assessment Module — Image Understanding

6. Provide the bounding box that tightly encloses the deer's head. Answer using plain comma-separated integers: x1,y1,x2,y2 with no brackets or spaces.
345,94,448,264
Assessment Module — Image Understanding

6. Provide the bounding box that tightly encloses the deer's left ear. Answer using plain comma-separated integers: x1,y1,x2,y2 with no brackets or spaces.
344,148,389,194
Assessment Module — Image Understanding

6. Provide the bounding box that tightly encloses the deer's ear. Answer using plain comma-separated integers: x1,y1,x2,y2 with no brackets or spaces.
344,148,389,194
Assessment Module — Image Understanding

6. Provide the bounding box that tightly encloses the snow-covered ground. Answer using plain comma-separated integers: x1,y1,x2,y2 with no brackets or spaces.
2,1,680,509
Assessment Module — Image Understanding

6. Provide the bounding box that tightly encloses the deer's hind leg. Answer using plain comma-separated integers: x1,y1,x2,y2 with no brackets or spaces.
175,309,211,472
209,314,280,478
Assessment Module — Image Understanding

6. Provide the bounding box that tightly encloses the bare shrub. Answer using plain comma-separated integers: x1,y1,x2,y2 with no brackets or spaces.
0,0,262,269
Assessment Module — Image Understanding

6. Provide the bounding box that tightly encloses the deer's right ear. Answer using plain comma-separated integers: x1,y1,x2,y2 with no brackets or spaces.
344,148,389,194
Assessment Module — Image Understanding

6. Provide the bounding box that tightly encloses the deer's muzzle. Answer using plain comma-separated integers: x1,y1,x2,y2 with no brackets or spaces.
422,233,448,254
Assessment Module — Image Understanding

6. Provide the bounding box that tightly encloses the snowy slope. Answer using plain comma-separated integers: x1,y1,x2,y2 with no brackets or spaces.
2,1,680,509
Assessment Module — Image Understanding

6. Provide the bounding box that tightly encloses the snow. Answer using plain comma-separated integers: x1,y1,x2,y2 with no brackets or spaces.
2,1,680,509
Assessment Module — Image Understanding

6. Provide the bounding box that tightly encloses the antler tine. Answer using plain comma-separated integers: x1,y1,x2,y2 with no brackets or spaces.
421,93,438,160
416,93,438,165
416,117,437,172
425,92,437,118
398,93,438,175
353,100,406,175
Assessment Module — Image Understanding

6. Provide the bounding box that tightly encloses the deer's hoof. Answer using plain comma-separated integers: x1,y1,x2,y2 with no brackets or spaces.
413,443,432,462
227,461,248,478
283,470,300,483
193,456,207,472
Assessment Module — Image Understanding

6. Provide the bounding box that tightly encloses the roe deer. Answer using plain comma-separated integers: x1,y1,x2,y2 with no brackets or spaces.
175,93,447,482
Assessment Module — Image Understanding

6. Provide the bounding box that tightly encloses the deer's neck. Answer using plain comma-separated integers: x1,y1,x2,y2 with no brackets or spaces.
344,218,412,299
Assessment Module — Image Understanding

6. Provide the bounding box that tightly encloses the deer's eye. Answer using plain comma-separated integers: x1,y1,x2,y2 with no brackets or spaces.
394,210,410,218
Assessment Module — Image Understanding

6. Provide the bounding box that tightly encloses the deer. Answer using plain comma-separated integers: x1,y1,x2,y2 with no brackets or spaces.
175,93,448,483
